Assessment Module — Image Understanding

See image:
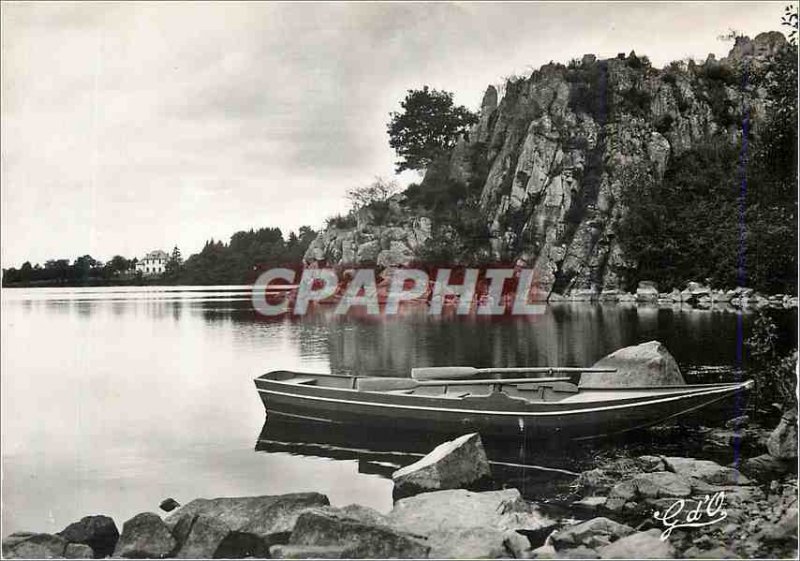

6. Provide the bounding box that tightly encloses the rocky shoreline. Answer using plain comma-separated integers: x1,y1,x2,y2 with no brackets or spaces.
4,413,797,560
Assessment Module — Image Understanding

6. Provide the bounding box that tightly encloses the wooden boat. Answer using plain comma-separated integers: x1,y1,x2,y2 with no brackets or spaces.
254,369,753,440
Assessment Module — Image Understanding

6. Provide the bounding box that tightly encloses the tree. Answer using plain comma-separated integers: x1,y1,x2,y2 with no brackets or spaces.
387,86,478,172
165,246,183,276
346,177,398,211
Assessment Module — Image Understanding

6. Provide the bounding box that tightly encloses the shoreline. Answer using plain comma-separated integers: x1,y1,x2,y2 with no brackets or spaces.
3,418,797,559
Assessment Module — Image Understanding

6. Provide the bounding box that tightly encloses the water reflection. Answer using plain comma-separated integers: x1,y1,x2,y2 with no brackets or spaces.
1,287,795,535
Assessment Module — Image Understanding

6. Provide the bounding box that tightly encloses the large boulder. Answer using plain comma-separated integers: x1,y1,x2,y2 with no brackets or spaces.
387,489,554,558
580,341,685,388
172,514,232,558
391,433,492,499
113,512,177,559
767,409,798,459
2,533,67,559
269,544,347,559
58,514,119,558
388,488,555,540
596,528,676,558
551,517,634,550
288,504,429,559
164,492,329,554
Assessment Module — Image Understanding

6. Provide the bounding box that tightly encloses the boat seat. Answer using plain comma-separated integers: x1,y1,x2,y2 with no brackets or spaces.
287,377,318,386
356,377,418,392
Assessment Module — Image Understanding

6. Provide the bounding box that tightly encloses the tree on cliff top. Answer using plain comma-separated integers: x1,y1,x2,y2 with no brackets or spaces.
387,86,477,172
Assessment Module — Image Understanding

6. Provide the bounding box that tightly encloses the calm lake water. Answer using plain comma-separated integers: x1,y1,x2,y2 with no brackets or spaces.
1,286,796,535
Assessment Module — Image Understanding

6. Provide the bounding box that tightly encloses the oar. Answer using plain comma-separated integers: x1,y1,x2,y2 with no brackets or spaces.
411,366,616,381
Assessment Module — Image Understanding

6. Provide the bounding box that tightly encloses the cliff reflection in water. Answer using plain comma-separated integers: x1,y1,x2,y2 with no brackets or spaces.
222,302,795,380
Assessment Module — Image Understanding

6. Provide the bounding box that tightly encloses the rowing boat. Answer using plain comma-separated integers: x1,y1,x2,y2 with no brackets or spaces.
253,370,753,440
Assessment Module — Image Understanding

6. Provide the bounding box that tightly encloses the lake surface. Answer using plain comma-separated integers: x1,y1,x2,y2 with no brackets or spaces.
1,286,795,535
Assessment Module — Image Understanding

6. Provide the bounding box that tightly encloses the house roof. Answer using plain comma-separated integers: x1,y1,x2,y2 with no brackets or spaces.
143,250,169,260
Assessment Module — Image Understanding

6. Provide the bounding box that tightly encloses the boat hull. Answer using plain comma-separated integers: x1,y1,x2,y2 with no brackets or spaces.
254,375,752,440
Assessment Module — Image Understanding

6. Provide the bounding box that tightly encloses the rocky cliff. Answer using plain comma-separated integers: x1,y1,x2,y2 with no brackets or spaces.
305,32,788,298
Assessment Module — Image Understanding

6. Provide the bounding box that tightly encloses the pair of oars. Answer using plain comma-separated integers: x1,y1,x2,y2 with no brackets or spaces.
410,366,616,383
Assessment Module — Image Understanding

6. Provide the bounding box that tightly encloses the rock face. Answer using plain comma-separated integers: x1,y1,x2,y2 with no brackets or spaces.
305,35,784,296
58,514,119,558
391,432,492,499
113,512,177,559
165,492,329,557
580,340,685,387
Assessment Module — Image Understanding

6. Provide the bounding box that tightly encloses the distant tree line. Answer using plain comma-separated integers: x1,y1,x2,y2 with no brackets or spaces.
2,225,318,287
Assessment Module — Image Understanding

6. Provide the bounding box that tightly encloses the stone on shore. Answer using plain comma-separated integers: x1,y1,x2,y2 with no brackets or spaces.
288,504,429,559
64,543,95,559
596,528,676,559
58,514,119,558
112,512,177,559
767,409,798,459
388,488,555,556
580,341,685,388
391,432,492,500
662,456,750,485
551,518,634,550
2,532,68,559
164,492,329,553
172,514,231,558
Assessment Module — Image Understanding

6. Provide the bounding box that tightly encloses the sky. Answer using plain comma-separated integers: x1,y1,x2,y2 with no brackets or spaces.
0,1,789,267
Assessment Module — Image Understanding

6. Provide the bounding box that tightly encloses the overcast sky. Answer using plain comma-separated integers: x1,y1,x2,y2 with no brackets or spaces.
0,1,787,266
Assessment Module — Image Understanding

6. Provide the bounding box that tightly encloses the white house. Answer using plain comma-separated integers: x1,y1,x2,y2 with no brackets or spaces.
136,250,169,276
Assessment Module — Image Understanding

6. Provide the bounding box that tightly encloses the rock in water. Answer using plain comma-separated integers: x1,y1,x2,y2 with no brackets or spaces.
551,517,634,550
2,533,67,559
596,529,676,558
159,498,180,513
58,514,119,558
113,512,177,559
288,505,429,559
164,492,329,553
391,432,492,499
767,409,798,459
580,341,685,388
